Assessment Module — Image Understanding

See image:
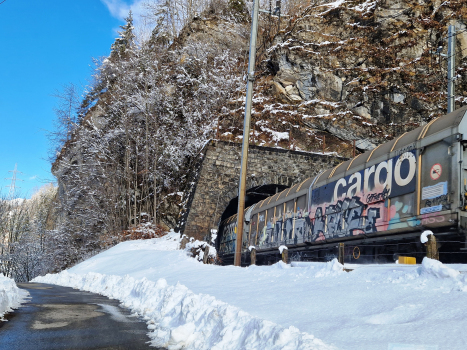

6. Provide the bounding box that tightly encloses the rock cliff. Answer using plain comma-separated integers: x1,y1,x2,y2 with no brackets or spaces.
220,0,467,156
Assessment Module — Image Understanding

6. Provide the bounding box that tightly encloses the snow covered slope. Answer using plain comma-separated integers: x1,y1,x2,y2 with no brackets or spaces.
34,231,467,349
0,274,29,320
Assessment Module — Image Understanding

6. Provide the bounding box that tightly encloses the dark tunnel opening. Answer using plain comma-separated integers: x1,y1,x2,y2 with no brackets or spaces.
216,184,289,250
219,184,289,224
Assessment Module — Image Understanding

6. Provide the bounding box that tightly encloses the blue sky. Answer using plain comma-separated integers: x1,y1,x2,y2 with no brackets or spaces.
0,0,146,198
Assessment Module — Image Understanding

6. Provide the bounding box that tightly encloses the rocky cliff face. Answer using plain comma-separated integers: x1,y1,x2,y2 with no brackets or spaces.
227,0,467,155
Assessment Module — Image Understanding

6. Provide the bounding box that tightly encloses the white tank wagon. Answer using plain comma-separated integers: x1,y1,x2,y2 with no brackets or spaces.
218,107,467,265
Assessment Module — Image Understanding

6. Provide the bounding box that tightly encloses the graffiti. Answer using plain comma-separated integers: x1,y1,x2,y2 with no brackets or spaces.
421,212,446,225
306,151,417,243
274,220,282,242
422,182,448,200
219,221,237,254
308,195,382,240
294,217,307,243
425,195,450,210
366,187,390,203
387,197,420,230
258,225,268,246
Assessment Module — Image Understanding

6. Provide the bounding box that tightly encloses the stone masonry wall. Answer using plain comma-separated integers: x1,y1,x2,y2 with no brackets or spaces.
180,140,342,241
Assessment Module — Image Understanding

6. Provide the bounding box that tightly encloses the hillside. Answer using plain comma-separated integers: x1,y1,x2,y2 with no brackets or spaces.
48,0,467,269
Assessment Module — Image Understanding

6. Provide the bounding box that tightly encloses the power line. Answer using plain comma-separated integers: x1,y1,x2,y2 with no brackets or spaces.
443,28,467,40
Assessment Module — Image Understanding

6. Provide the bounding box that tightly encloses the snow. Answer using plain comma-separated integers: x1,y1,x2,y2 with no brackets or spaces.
185,238,217,262
0,274,29,320
32,231,467,350
420,258,460,279
278,245,288,254
353,0,377,13
210,229,217,244
420,230,434,243
317,0,346,10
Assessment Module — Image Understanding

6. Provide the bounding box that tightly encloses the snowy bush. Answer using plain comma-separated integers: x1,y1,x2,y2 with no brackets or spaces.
185,239,218,263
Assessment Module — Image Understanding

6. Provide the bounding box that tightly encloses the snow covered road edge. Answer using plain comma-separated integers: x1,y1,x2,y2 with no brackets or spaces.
33,271,335,350
0,274,29,320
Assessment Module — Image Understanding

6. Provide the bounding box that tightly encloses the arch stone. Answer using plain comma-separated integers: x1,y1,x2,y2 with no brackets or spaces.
178,140,342,241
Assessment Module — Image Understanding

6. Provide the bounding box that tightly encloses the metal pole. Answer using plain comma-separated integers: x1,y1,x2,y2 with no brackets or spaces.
447,24,455,113
234,0,260,267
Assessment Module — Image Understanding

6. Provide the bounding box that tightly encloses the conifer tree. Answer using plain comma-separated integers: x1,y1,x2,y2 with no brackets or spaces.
110,11,136,58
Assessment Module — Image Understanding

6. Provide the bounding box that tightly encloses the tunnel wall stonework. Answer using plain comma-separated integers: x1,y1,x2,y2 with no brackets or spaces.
179,140,342,241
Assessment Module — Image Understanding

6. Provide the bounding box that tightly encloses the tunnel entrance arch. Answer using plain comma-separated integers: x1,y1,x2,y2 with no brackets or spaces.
178,140,342,242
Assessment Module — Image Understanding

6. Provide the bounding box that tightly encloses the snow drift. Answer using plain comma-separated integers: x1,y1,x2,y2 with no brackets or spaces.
0,274,28,320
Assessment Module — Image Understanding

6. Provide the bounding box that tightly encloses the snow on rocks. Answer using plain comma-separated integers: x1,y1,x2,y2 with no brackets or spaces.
185,239,217,262
0,274,29,320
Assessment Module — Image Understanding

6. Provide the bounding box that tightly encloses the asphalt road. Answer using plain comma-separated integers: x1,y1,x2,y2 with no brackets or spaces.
0,282,160,350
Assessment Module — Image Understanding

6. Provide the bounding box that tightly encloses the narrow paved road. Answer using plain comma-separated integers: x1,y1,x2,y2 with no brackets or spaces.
0,283,158,350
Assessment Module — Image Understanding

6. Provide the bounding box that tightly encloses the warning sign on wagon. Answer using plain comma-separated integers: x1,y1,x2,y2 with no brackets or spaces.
422,181,447,200
430,163,442,180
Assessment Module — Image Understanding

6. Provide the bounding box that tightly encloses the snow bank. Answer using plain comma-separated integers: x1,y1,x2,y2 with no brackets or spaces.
32,230,467,350
33,231,335,349
419,257,460,279
290,259,344,277
34,271,333,350
0,274,28,320
312,259,344,277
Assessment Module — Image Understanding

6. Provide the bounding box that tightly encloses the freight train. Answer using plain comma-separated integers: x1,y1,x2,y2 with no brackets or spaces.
217,107,467,265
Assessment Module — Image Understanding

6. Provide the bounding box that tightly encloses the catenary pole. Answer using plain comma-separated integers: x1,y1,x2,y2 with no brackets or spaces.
234,0,260,267
447,24,455,113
